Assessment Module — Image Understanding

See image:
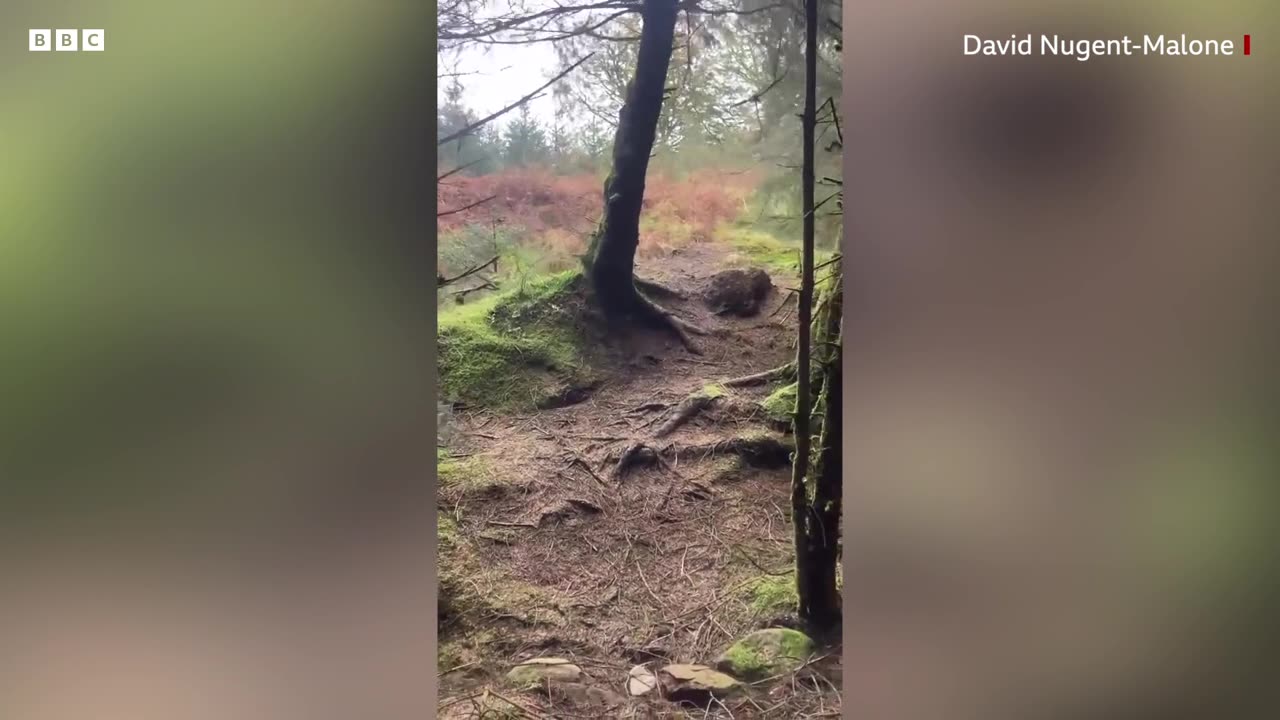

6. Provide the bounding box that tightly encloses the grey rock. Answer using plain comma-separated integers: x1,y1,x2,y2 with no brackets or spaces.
505,657,582,687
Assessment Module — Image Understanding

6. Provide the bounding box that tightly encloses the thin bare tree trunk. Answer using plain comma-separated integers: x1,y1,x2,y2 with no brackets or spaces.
792,0,827,630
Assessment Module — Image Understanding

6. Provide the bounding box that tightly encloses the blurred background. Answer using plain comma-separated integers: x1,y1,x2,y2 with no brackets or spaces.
2,0,1277,717
1,2,433,717
843,1,1277,719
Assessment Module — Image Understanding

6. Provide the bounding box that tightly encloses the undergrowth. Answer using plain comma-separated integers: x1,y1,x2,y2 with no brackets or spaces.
716,226,801,277
437,271,594,410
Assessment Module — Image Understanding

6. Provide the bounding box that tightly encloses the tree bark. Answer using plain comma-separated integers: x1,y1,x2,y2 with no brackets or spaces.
793,0,838,633
585,0,679,317
797,260,842,631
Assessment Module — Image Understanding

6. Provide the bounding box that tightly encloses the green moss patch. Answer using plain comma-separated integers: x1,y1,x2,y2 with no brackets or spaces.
701,382,727,399
720,642,770,679
760,383,797,425
438,271,596,410
437,514,460,551
742,573,798,615
715,628,814,681
437,453,493,490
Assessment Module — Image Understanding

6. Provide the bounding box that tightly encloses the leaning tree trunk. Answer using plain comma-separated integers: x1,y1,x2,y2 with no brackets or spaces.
584,0,702,348
585,0,675,310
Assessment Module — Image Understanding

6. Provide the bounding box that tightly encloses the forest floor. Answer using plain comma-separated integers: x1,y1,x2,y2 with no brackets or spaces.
437,225,843,718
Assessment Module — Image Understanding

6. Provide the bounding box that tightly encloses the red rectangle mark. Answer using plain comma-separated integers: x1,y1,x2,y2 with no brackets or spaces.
1244,34,1251,55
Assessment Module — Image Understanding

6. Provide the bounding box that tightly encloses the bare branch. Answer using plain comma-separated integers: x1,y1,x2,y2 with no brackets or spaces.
681,1,790,18
455,9,633,45
802,191,840,219
441,0,790,48
438,256,499,288
437,158,483,183
439,2,637,42
728,71,787,108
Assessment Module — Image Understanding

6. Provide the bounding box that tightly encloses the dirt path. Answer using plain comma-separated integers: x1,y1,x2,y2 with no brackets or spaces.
438,240,842,718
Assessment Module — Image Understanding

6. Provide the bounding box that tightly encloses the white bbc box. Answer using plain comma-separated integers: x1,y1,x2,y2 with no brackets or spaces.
54,29,78,51
29,29,51,51
82,29,105,51
28,29,104,52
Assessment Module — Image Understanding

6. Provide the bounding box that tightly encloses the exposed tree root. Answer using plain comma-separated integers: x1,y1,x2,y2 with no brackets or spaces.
653,393,718,438
611,442,660,480
609,440,691,481
630,400,669,415
635,276,688,300
605,435,794,470
722,363,795,388
634,291,707,354
662,435,794,468
664,316,705,354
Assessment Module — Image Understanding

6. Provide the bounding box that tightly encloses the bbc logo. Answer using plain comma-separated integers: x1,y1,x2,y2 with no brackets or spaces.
29,29,105,52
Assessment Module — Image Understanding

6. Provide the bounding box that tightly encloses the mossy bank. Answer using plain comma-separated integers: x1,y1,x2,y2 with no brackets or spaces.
438,271,599,410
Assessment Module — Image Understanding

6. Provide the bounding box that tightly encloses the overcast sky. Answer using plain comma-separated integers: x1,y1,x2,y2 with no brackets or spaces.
438,27,562,129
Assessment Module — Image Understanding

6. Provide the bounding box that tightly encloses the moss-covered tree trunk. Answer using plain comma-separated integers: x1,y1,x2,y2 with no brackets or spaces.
796,260,843,630
585,0,679,319
793,0,841,633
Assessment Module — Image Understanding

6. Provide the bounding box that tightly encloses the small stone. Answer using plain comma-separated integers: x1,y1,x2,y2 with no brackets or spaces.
715,628,815,681
658,663,740,706
627,664,659,696
505,657,583,688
